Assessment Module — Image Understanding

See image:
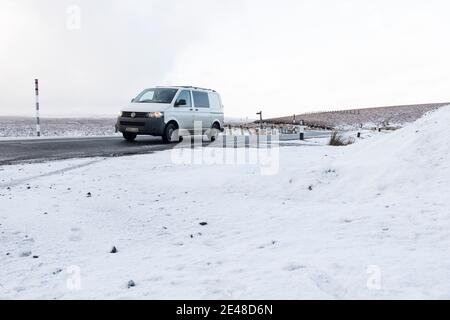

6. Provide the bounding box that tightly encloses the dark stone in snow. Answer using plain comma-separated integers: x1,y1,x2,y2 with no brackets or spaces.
127,280,136,288
20,251,32,257
53,268,63,275
110,246,118,254
87,192,92,198
33,256,39,259
199,222,208,226
308,185,313,191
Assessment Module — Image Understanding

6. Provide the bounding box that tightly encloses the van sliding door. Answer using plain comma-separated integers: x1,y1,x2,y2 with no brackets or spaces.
192,91,212,132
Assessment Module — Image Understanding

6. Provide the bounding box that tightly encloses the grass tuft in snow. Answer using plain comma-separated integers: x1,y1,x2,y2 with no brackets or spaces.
329,131,354,146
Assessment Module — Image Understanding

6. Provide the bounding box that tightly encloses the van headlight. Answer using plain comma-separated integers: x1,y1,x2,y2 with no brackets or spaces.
148,112,163,118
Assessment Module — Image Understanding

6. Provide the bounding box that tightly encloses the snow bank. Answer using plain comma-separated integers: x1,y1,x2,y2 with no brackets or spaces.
319,105,450,201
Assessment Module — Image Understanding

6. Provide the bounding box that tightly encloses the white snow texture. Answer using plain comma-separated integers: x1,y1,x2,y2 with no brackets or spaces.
0,106,449,299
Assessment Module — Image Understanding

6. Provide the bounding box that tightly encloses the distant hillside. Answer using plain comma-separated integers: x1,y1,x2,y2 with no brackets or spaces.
267,103,449,129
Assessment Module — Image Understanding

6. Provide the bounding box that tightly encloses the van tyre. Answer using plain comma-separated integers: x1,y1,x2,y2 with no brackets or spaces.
123,132,137,142
209,123,220,142
162,123,178,144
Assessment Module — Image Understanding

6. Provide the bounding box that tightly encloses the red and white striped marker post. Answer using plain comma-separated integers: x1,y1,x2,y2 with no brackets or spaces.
35,79,40,137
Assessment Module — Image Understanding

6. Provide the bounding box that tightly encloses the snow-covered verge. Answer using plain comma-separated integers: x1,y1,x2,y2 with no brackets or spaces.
0,106,449,299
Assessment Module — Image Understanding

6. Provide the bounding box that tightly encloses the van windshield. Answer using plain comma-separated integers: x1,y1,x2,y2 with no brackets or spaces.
134,88,178,104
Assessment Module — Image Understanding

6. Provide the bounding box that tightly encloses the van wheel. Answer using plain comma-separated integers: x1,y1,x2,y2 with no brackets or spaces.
123,132,137,142
208,123,220,142
162,123,178,144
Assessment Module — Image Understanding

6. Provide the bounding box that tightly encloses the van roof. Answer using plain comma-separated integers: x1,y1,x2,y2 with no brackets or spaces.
156,86,217,93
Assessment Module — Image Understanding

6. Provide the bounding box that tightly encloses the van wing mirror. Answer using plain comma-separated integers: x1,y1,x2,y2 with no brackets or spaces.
175,99,187,106
131,98,136,103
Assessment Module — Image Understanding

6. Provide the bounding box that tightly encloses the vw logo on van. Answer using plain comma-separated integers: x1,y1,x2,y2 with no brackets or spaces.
131,112,136,118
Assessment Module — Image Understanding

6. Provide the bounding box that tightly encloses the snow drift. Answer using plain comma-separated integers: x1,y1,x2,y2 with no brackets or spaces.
320,105,450,201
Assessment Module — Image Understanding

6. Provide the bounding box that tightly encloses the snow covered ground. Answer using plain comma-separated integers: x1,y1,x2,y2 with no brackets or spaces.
0,106,449,299
0,117,117,138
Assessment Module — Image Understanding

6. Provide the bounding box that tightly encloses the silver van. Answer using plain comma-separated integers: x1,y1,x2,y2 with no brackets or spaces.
116,86,224,143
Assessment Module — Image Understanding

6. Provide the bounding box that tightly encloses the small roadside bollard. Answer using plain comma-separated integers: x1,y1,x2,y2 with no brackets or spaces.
300,126,305,141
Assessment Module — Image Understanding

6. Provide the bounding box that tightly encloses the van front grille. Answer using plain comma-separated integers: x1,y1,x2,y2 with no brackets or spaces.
122,112,148,118
120,121,145,127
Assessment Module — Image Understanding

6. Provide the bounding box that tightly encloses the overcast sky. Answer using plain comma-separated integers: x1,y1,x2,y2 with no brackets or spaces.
1,0,450,118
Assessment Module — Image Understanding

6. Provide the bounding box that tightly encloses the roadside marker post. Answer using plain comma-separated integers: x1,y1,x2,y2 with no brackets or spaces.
256,111,263,130
35,79,41,137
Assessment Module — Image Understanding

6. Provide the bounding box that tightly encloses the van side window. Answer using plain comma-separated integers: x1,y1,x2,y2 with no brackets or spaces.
193,91,210,108
208,93,222,110
176,90,192,107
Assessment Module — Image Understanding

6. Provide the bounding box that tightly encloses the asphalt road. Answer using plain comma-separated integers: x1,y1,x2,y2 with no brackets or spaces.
0,131,331,165
0,136,174,165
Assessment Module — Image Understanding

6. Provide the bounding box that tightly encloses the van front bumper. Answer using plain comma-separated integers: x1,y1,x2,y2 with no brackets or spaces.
116,117,166,136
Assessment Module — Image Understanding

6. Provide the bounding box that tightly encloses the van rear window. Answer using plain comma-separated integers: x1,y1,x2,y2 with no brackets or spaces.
193,91,210,108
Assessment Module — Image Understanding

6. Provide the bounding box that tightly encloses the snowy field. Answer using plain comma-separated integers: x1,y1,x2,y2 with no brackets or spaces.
0,117,117,138
0,106,449,299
